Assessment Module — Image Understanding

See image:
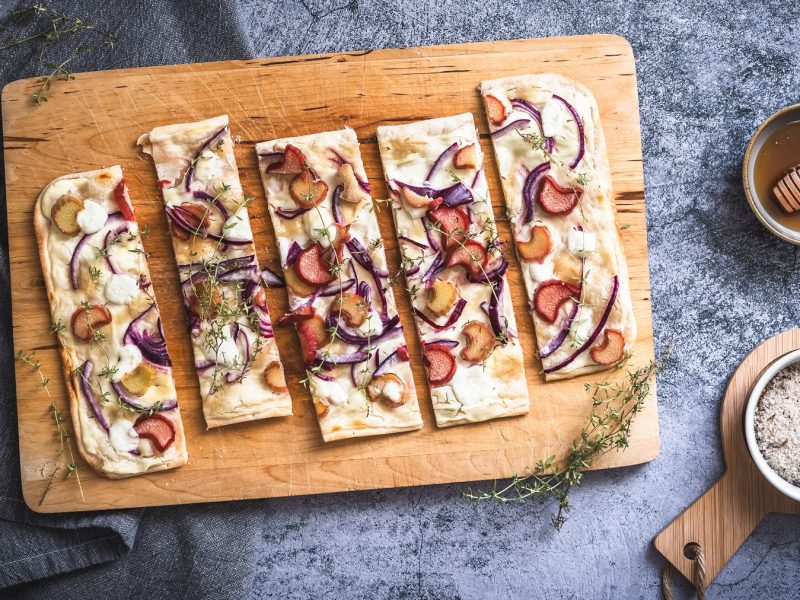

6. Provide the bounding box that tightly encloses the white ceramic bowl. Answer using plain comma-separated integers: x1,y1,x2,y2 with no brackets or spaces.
744,348,800,502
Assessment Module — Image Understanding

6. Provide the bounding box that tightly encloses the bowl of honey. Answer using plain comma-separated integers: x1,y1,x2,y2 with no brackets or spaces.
743,104,800,244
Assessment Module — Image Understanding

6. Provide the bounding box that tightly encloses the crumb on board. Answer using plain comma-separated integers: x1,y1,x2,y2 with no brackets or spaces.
755,363,800,487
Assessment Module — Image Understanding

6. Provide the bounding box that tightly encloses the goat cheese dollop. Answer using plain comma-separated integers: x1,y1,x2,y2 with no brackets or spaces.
112,344,143,383
76,199,107,234
540,97,566,138
311,377,348,406
109,419,140,453
105,273,140,305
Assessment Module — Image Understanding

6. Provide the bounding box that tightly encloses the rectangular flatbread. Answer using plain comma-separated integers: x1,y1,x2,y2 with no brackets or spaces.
138,115,292,427
377,113,530,427
34,166,188,478
480,74,637,380
256,128,423,441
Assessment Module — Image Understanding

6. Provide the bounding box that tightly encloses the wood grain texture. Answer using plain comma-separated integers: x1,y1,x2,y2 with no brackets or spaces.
3,35,657,513
654,329,800,587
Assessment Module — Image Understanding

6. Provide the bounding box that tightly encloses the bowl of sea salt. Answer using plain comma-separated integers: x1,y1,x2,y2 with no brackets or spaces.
745,349,800,502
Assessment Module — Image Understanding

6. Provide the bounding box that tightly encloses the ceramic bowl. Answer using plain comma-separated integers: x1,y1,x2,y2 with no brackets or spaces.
742,103,800,245
743,348,800,502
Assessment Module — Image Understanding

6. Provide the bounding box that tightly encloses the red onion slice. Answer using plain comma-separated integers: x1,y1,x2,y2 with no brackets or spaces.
521,162,551,224
260,266,285,288
275,206,310,219
78,361,109,431
511,98,555,153
184,126,227,191
426,142,459,183
490,118,532,139
193,190,230,220
413,298,467,332
539,255,585,359
398,236,428,250
332,185,344,224
552,94,585,169
286,241,302,266
111,381,177,412
225,323,251,383
318,277,356,296
543,275,619,373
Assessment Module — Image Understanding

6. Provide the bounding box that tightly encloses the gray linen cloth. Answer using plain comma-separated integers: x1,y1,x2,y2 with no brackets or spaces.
0,1,266,597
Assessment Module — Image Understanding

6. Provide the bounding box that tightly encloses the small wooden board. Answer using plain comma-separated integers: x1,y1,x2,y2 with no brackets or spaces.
3,35,657,513
654,330,800,587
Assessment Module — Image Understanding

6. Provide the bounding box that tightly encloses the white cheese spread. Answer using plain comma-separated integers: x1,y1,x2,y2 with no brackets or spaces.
304,209,336,249
223,213,252,241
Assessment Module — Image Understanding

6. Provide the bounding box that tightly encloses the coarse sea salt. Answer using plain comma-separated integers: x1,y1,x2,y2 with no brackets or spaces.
754,363,800,487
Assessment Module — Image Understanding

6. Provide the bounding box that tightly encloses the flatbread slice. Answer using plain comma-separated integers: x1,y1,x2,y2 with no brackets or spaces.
138,115,292,427
34,166,188,478
480,74,637,380
256,128,423,441
376,113,530,427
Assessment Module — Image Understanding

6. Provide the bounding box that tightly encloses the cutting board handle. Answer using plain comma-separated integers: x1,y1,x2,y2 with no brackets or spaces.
654,471,767,588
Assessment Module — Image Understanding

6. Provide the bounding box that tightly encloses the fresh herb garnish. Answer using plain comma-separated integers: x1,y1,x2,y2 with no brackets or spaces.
464,344,670,530
0,3,116,104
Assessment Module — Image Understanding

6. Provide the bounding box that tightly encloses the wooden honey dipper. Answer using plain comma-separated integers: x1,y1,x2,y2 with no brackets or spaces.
772,165,800,212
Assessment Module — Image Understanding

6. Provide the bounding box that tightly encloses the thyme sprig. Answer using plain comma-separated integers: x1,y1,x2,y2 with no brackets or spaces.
15,351,84,504
464,343,671,530
0,3,116,104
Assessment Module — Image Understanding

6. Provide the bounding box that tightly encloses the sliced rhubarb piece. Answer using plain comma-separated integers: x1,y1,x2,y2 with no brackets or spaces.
331,293,368,327
538,175,581,216
264,361,288,392
71,304,112,341
485,94,509,125
426,279,458,317
367,373,408,408
446,240,488,278
590,329,625,365
51,194,83,235
134,413,175,452
297,315,330,365
171,203,210,241
423,343,457,387
295,243,334,286
454,143,478,170
121,363,156,397
285,265,318,296
289,170,328,208
314,396,331,419
429,205,469,246
113,179,135,221
338,163,367,203
517,224,552,262
275,305,315,326
533,279,579,323
185,279,223,319
402,186,442,210
267,144,307,174
397,344,410,361
460,321,496,364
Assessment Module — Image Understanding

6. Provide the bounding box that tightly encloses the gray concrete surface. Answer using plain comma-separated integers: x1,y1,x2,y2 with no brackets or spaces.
238,1,800,598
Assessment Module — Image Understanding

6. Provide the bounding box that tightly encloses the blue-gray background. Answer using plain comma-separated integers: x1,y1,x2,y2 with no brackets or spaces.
1,1,799,598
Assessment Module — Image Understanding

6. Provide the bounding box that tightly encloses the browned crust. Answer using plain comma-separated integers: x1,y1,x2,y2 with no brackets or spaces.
33,167,188,479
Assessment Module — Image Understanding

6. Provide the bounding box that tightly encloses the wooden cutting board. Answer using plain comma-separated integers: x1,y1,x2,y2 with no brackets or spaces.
3,34,657,513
